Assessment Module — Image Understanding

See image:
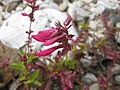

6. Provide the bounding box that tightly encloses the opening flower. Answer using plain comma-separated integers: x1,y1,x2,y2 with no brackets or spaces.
32,16,74,58
35,45,63,56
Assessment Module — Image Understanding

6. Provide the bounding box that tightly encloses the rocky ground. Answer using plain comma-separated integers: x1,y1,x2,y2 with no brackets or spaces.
0,0,120,90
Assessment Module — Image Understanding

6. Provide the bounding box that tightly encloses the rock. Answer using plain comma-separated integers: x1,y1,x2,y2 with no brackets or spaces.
80,58,92,67
81,0,93,3
90,5,105,16
15,4,25,12
9,80,19,90
0,6,4,12
0,42,20,88
89,19,104,38
96,0,119,9
1,0,21,12
104,10,120,44
1,12,11,19
68,1,90,20
36,0,59,10
1,0,20,5
59,2,68,11
0,8,78,50
6,1,19,12
0,14,3,25
115,32,120,44
89,83,99,90
115,75,120,83
82,73,97,84
116,23,120,28
53,0,63,5
111,64,120,74
105,10,120,25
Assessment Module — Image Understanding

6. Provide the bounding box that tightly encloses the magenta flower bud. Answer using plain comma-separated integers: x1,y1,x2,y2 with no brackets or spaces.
21,13,28,16
21,55,28,61
34,5,39,11
64,16,72,26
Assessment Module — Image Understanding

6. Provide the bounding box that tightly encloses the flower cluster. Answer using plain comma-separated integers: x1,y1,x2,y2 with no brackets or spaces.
21,0,39,53
22,0,39,22
32,16,74,59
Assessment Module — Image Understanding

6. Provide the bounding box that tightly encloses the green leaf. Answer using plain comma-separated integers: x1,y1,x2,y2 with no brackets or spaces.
79,43,87,51
18,61,26,70
65,54,69,61
30,70,39,80
10,65,22,70
26,53,36,63
33,80,41,86
18,49,25,55
10,61,26,70
18,74,26,81
94,40,105,48
24,80,33,84
72,46,77,52
80,21,89,28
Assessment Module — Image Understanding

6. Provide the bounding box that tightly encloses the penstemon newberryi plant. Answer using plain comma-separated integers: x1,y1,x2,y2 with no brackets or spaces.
0,0,120,90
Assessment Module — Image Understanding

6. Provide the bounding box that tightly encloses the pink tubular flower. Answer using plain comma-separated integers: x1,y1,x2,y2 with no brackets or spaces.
32,29,57,42
32,16,74,58
22,0,39,22
44,34,66,46
35,45,63,56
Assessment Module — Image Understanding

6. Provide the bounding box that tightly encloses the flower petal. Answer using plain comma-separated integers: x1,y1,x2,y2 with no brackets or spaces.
35,45,62,56
38,29,56,37
44,34,66,46
32,35,46,42
32,29,58,42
